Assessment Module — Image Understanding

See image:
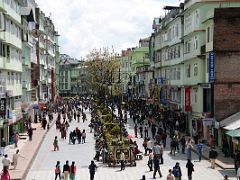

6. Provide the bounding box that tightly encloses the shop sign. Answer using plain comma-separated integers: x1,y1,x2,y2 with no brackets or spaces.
184,87,191,112
203,118,215,126
232,137,239,145
209,52,215,83
0,98,6,119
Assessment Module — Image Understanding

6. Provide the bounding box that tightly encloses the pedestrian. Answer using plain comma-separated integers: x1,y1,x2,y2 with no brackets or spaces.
88,160,97,180
144,123,149,138
186,138,193,160
152,142,161,159
192,127,198,144
153,157,162,179
53,136,59,151
151,123,156,138
166,169,174,180
1,167,10,180
134,123,138,138
2,154,10,170
55,161,61,180
0,138,6,156
77,111,80,123
146,138,152,155
82,129,86,143
209,147,218,169
159,143,164,164
28,127,33,141
13,132,19,148
76,128,82,144
63,160,70,180
69,161,76,180
120,150,125,170
143,137,148,155
170,139,176,156
173,162,182,180
73,110,76,120
11,149,25,169
162,130,167,148
147,149,153,171
180,136,186,154
186,159,194,180
197,140,203,161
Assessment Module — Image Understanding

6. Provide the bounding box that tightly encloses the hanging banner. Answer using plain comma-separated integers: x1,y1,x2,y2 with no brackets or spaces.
185,87,191,112
209,51,215,83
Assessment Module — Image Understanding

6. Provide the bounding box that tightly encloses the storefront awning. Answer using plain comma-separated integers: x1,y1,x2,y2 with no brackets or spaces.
226,129,240,137
220,112,240,128
224,118,240,130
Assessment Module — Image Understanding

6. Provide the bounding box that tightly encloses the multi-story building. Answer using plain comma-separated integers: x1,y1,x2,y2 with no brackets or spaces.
0,0,59,145
0,0,24,143
150,1,240,148
117,49,132,100
33,8,59,102
130,38,151,99
59,54,85,96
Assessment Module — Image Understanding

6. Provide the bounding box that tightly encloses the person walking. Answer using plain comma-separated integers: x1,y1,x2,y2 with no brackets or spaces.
139,124,143,138
166,169,174,180
28,127,33,141
69,161,76,180
197,140,203,161
144,123,149,138
77,111,80,123
88,160,97,180
53,136,59,151
162,130,167,148
134,123,138,138
11,149,25,169
0,138,6,156
159,143,164,164
13,133,19,148
186,159,194,180
173,162,182,180
1,167,10,180
152,142,161,160
2,155,10,170
55,161,61,180
147,149,153,171
63,160,70,180
209,147,218,169
186,138,193,160
153,157,162,179
82,129,86,144
120,151,126,171
180,136,186,154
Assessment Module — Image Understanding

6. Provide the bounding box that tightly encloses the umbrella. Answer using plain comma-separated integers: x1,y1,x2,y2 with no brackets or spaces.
128,134,135,139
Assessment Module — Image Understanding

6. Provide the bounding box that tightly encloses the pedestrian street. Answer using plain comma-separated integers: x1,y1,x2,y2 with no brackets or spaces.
25,109,236,180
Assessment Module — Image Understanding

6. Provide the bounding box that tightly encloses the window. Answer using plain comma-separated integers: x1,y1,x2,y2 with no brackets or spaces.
11,72,14,85
185,40,191,53
177,67,181,80
194,36,198,49
177,46,181,58
207,27,210,43
186,64,191,78
175,23,179,37
0,12,4,31
195,10,199,25
194,63,198,76
7,72,10,84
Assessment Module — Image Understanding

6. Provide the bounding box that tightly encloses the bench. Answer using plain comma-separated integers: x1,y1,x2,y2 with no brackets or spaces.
136,153,143,160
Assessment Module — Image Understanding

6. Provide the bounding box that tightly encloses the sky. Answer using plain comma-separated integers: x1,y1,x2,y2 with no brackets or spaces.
35,0,181,59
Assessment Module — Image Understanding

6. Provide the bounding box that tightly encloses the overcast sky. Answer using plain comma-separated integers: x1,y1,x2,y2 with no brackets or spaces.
35,0,181,59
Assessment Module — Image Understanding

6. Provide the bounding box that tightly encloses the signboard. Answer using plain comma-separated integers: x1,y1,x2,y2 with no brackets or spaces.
209,52,215,83
0,98,6,119
185,87,191,112
203,118,214,126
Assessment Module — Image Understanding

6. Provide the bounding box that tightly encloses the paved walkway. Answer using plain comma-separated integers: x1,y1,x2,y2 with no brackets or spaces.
0,114,57,180
24,109,237,180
